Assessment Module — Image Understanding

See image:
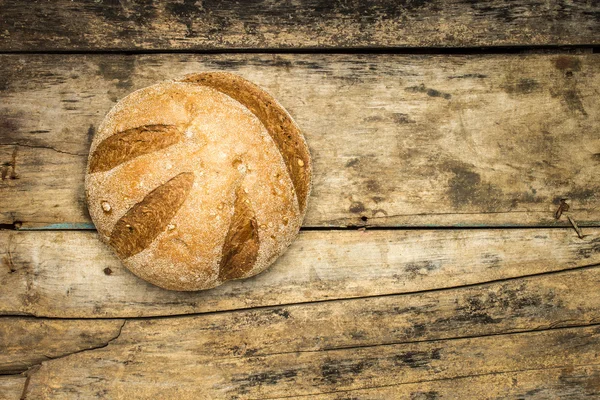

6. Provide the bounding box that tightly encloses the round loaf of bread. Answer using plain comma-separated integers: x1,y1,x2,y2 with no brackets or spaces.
85,72,311,291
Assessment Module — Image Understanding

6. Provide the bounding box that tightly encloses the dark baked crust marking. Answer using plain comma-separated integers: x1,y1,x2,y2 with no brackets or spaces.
180,73,311,214
88,124,183,173
110,172,195,259
218,185,260,281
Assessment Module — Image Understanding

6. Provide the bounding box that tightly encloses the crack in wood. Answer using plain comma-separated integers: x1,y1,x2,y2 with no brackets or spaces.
4,320,126,377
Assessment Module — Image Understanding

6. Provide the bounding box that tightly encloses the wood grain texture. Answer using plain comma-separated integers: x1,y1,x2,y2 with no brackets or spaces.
0,0,598,51
301,365,600,399
0,318,124,374
0,376,25,400
9,265,600,363
1,53,599,228
3,265,600,391
17,324,600,399
1,228,599,318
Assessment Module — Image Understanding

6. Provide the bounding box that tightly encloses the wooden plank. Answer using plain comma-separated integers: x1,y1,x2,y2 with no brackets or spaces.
0,376,25,400
2,228,599,318
1,53,599,229
19,325,600,398
6,265,600,362
302,365,600,399
0,0,598,51
0,318,124,374
3,265,600,392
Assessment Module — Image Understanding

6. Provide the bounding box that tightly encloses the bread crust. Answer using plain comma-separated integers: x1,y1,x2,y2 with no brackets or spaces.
85,73,311,291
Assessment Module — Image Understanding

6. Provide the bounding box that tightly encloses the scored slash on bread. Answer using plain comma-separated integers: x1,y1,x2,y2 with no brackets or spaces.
85,72,311,291
180,72,311,213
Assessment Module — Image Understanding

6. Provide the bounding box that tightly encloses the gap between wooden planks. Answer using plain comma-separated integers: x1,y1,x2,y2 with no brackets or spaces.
1,53,599,228
0,0,598,51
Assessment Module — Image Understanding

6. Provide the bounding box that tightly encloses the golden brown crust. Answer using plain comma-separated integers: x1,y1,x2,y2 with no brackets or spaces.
85,73,312,291
179,72,311,214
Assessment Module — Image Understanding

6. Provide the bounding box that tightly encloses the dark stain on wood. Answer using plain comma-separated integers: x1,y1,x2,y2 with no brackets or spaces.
434,284,559,330
89,0,157,28
481,253,501,268
467,2,517,23
345,158,360,168
391,113,416,124
555,56,582,72
271,308,291,319
97,58,135,90
366,180,381,192
86,125,96,147
511,190,546,207
577,237,600,259
441,296,501,325
567,187,596,202
394,348,441,369
410,391,440,400
444,161,502,210
404,260,440,277
349,201,366,214
234,369,298,393
321,359,373,384
405,84,452,100
166,0,204,37
503,78,540,94
562,89,588,116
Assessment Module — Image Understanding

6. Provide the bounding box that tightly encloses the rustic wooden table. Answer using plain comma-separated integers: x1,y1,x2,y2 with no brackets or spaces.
1,1,600,399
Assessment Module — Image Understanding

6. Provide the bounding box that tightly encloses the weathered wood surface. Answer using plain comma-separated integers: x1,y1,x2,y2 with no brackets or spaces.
0,375,26,400
2,53,599,228
16,324,600,398
3,264,600,374
0,0,598,51
2,228,599,318
0,318,124,374
305,365,600,399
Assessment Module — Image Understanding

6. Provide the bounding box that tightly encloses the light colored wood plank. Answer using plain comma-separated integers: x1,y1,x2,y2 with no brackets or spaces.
0,375,25,400
2,228,599,318
0,1,598,50
0,318,124,374
304,364,600,399
1,54,599,228
20,325,600,398
4,265,599,373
